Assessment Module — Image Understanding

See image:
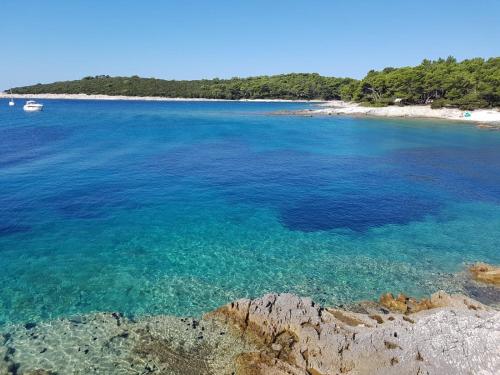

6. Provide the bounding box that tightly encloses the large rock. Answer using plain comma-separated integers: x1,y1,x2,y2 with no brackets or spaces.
209,292,500,375
2,291,499,374
470,262,500,285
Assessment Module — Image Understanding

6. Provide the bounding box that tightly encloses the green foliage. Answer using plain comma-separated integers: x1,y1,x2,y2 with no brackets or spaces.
430,99,448,109
10,74,357,101
10,57,499,109
354,57,500,108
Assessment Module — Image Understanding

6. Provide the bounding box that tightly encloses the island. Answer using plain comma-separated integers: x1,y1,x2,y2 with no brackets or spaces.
4,57,499,125
4,57,498,108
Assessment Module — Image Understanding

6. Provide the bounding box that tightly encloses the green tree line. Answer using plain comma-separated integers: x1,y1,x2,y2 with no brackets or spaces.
10,57,499,109
344,57,500,109
11,73,355,101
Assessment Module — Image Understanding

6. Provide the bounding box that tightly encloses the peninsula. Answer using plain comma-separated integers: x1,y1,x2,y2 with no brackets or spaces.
5,57,499,125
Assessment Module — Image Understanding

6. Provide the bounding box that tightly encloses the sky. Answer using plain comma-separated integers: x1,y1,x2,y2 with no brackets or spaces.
1,0,499,89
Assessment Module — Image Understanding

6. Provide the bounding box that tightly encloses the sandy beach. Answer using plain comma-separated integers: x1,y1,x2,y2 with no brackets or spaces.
0,92,323,103
287,100,500,125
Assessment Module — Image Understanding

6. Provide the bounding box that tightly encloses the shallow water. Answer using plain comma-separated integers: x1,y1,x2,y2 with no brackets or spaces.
1,99,499,324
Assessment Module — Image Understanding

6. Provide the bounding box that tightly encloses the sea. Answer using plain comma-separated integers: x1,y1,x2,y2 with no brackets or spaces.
1,99,499,324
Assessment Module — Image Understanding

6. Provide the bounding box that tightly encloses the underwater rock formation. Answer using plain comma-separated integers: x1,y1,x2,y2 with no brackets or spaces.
1,291,499,374
469,262,500,286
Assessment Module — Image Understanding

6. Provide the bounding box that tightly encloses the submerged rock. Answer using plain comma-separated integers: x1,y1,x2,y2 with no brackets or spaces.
469,262,500,286
0,313,256,375
0,291,498,374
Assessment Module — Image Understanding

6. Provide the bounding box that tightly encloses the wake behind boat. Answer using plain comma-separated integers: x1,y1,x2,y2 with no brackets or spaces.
23,100,43,112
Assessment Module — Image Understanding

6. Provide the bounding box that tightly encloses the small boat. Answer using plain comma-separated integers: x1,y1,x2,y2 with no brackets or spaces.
8,90,15,106
23,100,44,112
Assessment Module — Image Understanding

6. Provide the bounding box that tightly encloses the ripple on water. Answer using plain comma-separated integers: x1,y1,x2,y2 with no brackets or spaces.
0,101,500,325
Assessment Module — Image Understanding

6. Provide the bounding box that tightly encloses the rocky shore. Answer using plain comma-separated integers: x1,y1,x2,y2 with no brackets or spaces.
277,100,500,126
1,263,499,375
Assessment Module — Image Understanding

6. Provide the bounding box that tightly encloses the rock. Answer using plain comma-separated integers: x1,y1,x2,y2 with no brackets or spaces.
463,281,500,307
210,292,500,375
379,293,435,314
271,343,282,351
469,262,500,285
325,308,372,327
2,291,499,375
380,293,409,313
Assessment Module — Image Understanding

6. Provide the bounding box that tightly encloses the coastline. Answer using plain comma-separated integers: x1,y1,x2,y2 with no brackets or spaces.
1,264,498,374
0,263,500,375
1,289,498,374
4,92,500,125
0,92,323,103
280,100,500,125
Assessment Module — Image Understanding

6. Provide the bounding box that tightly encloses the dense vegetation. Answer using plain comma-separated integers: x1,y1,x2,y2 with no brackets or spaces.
10,57,499,109
348,57,500,109
11,74,355,101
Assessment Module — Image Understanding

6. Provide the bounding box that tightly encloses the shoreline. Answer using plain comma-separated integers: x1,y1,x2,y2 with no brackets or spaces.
280,100,500,125
0,92,323,103
1,288,498,374
0,263,498,374
4,92,500,125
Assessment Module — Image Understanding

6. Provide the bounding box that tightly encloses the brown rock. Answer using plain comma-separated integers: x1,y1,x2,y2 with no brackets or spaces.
325,308,369,327
369,315,384,324
379,293,435,314
236,351,306,375
469,262,500,285
379,293,408,314
208,292,498,374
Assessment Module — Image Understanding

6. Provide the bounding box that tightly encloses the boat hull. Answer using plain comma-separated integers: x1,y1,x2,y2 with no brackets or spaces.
23,105,43,112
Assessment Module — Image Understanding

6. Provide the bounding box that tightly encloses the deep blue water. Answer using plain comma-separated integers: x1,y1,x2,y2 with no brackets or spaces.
1,99,500,324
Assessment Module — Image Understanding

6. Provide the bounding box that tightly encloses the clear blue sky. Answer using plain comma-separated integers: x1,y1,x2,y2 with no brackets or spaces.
1,0,499,89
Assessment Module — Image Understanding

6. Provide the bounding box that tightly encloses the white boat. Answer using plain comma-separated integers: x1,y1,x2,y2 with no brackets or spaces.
23,100,44,112
8,90,15,106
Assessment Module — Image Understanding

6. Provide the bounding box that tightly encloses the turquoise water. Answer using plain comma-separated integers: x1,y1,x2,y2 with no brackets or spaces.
1,100,500,324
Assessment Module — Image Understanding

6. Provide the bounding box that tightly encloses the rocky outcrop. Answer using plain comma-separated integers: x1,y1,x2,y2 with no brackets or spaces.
274,101,500,125
1,291,499,375
379,293,434,314
209,292,500,375
470,262,500,286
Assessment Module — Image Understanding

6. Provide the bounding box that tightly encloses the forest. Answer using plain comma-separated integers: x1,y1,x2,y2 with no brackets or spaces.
11,74,354,101
10,57,500,109
344,57,500,109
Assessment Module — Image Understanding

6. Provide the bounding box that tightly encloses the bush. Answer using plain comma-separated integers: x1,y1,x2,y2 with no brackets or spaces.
362,98,394,107
430,99,449,109
453,94,489,110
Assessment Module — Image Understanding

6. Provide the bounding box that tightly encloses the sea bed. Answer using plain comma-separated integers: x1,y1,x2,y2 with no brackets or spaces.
1,288,498,375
